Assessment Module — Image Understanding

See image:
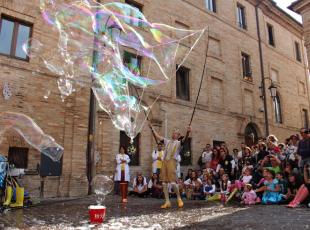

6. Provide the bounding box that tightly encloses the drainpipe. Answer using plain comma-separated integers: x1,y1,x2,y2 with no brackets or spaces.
86,0,101,195
255,0,269,137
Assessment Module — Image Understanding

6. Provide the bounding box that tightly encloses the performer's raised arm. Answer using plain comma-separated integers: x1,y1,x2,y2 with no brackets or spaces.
149,124,164,142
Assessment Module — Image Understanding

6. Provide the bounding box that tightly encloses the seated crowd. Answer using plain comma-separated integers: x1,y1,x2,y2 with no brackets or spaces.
116,128,310,208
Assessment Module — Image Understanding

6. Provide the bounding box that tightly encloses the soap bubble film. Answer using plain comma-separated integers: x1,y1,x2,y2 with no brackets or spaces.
92,175,114,205
0,112,63,162
24,0,206,139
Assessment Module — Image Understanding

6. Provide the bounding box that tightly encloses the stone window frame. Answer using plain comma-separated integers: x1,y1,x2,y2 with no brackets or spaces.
241,52,252,82
236,3,247,30
205,0,217,13
302,108,309,129
294,41,302,63
124,0,143,27
0,14,33,61
266,23,275,47
273,92,283,124
176,65,191,101
123,50,142,76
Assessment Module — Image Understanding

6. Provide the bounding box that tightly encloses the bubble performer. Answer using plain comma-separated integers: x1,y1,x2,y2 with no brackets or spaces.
150,125,191,209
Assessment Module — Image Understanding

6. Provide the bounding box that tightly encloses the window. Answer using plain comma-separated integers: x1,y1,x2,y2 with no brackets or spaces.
123,51,142,76
206,0,216,13
299,81,306,95
241,52,252,82
213,140,225,148
267,24,275,46
274,93,282,124
0,16,32,60
180,138,192,166
119,131,140,166
176,65,190,101
295,42,302,62
237,4,247,30
124,0,143,27
302,109,309,129
8,147,29,168
270,69,279,82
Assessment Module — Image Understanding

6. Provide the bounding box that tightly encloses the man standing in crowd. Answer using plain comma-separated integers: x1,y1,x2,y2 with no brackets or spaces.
201,144,213,168
297,128,310,168
152,142,165,175
150,125,191,209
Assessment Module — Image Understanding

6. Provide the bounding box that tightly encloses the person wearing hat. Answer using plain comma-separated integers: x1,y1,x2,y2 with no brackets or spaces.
150,125,191,209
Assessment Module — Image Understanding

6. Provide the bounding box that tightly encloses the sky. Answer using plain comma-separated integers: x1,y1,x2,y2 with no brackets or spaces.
273,0,302,23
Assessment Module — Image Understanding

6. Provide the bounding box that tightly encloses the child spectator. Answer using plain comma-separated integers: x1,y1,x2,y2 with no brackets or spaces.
184,171,203,200
241,184,258,205
226,167,253,203
258,169,283,204
203,177,216,200
276,172,288,195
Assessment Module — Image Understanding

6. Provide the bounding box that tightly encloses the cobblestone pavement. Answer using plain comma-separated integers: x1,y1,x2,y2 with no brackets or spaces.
0,195,310,229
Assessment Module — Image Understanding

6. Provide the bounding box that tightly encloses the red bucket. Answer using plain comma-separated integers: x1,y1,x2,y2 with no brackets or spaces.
88,205,106,223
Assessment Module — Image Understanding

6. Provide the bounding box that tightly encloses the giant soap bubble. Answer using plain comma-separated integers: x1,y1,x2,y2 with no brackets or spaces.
0,112,63,162
24,0,206,140
92,175,114,205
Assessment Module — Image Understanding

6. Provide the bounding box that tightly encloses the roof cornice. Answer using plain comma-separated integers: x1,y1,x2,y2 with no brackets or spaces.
289,0,310,14
247,0,303,36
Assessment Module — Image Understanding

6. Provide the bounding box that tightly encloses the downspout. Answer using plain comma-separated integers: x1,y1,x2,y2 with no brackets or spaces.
86,0,101,195
255,0,269,137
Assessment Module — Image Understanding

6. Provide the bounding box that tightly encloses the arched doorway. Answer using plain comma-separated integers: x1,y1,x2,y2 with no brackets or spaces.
244,123,259,147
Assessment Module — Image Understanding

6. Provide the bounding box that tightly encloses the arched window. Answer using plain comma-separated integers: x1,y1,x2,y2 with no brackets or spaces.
274,93,282,124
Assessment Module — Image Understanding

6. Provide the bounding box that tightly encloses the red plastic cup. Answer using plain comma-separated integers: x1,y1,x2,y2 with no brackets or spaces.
88,205,106,223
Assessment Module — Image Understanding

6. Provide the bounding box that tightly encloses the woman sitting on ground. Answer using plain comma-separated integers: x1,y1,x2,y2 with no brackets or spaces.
287,165,310,208
184,171,203,200
130,173,148,198
148,173,163,198
283,173,303,204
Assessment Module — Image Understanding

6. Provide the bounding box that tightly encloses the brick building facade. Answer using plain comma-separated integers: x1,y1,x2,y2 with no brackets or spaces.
0,0,309,197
